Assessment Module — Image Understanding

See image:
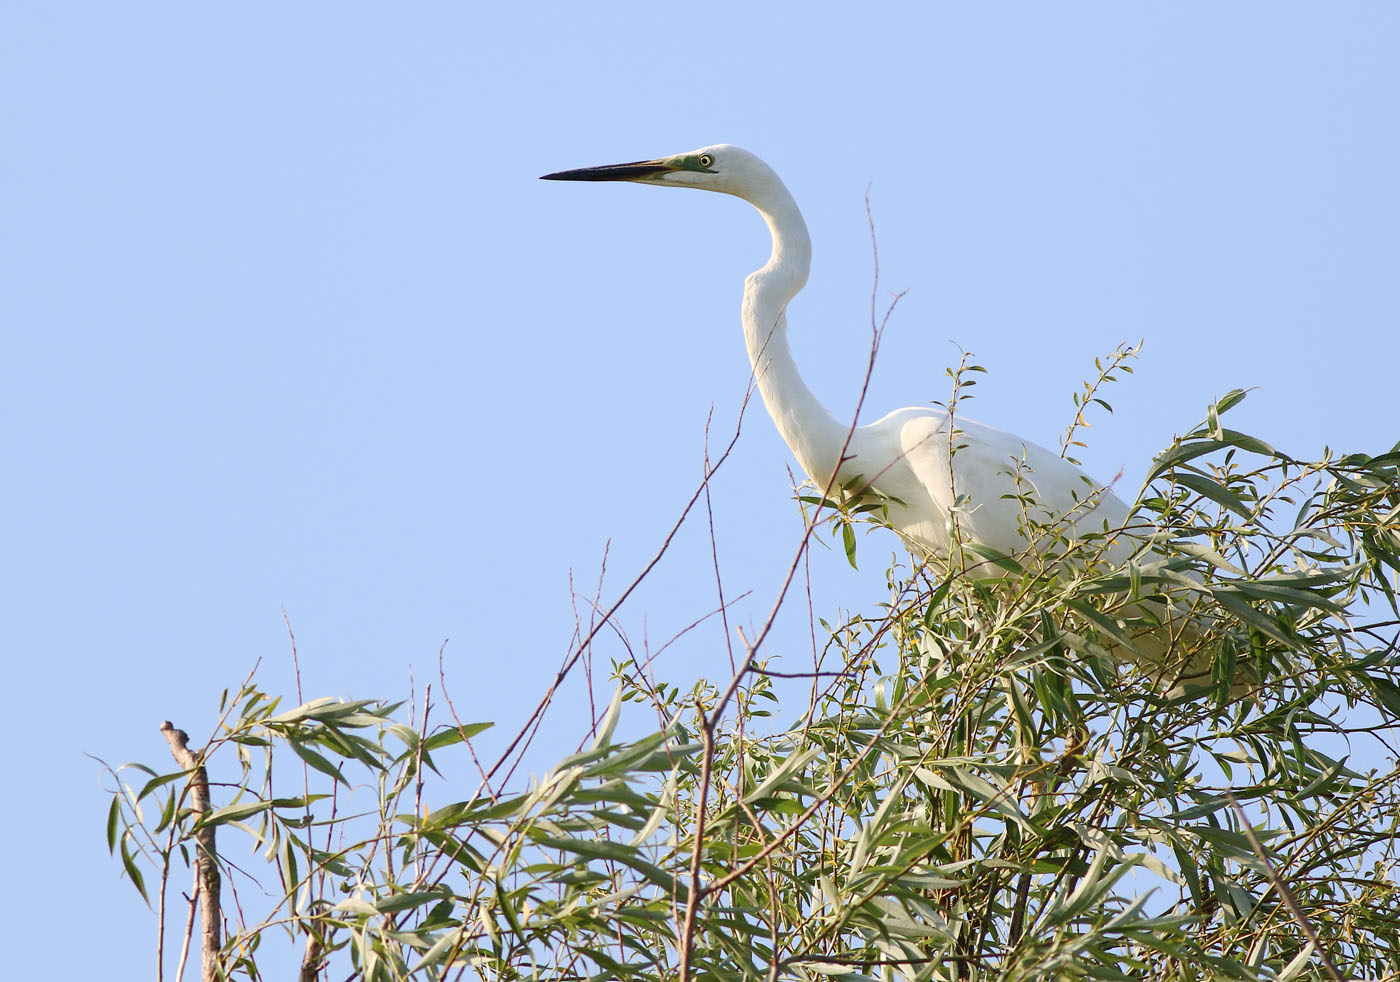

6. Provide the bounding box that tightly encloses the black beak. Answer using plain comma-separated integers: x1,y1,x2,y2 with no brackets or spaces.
540,159,674,182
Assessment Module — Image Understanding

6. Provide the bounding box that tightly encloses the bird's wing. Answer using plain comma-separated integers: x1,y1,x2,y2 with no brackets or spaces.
896,413,1133,561
890,414,959,555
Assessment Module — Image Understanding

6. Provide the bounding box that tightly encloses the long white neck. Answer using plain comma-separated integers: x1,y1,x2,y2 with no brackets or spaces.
740,181,849,489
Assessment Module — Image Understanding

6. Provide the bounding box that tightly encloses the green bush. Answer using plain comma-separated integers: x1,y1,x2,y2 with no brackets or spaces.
103,388,1400,981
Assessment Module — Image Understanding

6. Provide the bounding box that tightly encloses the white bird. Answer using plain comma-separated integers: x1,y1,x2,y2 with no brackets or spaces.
542,145,1139,574
540,145,1257,697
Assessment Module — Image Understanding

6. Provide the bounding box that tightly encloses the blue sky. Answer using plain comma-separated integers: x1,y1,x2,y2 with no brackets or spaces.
4,4,1397,977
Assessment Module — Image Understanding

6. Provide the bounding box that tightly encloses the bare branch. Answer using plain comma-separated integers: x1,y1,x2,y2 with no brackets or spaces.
160,721,221,982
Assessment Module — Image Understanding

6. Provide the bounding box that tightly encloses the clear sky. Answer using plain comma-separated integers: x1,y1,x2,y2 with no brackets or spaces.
4,4,1397,977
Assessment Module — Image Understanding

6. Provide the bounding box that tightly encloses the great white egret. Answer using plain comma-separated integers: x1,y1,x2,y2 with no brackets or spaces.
542,145,1138,569
541,146,1250,695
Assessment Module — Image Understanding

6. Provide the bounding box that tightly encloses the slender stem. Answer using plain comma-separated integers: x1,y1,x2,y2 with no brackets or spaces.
1225,792,1344,982
677,709,715,982
175,867,197,982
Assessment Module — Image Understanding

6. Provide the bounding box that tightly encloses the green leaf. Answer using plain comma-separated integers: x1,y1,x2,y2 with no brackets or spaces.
531,834,676,893
266,697,397,728
1148,427,1284,483
1148,439,1234,481
422,722,492,753
1172,472,1253,520
495,877,524,937
1275,941,1318,982
745,747,822,804
106,796,121,854
592,687,624,749
154,789,178,834
264,696,350,726
1213,578,1347,615
1368,676,1400,717
1166,795,1233,821
119,833,148,903
923,575,954,627
1216,427,1279,458
287,739,349,786
1210,593,1297,645
408,930,461,973
388,723,420,753
962,541,1025,574
1171,540,1245,574
1216,388,1248,414
136,770,189,802
375,890,449,915
1065,600,1139,650
333,897,379,917
199,799,274,828
279,835,299,898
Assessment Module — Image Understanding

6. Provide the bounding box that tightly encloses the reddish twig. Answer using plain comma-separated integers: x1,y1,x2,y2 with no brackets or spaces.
1225,792,1344,982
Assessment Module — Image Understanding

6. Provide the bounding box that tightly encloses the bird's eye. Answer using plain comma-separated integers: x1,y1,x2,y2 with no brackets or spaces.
698,153,714,168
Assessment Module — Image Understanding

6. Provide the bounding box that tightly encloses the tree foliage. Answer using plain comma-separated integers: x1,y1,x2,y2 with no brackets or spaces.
103,384,1400,981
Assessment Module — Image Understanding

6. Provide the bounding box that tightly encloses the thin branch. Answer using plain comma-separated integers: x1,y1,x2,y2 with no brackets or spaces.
438,641,498,805
677,703,715,982
1226,792,1345,982
175,870,197,982
486,383,757,791
702,406,739,678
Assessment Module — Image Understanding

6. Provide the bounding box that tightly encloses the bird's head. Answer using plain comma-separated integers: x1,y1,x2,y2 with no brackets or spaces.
541,144,778,201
